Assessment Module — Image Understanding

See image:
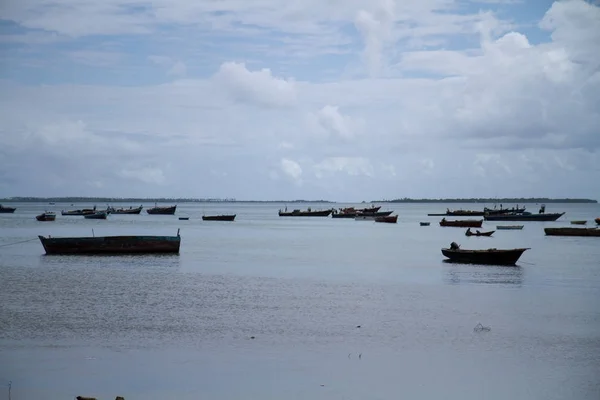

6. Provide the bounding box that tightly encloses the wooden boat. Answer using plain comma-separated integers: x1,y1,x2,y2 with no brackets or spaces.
570,220,587,225
36,212,56,221
484,212,564,222
484,206,526,215
62,206,96,216
332,211,357,218
441,243,528,265
446,209,485,216
202,214,236,221
84,211,108,219
439,218,483,228
178,217,189,220
375,215,397,223
0,204,16,213
420,222,430,226
147,205,176,215
544,227,600,237
109,205,143,215
465,229,494,237
358,205,381,213
278,208,332,217
38,230,181,255
496,225,524,230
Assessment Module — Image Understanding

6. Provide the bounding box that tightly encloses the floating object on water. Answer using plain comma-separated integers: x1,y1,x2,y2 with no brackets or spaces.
442,243,529,265
473,323,491,332
420,222,430,226
544,227,600,237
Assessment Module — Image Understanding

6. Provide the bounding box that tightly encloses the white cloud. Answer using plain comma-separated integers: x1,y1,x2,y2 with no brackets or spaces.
310,105,363,140
214,62,297,107
280,158,302,182
119,167,166,184
313,157,374,178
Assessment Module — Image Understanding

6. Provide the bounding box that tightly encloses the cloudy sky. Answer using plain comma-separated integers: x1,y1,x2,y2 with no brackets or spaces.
0,0,599,201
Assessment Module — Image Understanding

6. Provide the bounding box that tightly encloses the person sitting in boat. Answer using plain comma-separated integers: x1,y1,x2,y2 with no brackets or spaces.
466,228,472,235
476,230,481,235
539,205,545,214
450,242,460,250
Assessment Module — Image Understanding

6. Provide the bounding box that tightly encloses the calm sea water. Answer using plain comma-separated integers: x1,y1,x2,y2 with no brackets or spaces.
1,202,599,400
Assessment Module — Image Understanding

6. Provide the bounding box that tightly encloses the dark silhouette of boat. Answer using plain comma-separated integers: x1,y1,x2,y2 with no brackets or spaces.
428,206,526,217
420,222,430,226
0,204,16,213
278,208,332,217
465,228,494,237
441,242,528,265
38,230,181,255
84,211,108,219
439,218,483,228
147,204,176,215
109,205,143,214
358,205,381,213
483,206,526,215
179,217,189,220
484,212,564,221
570,220,587,225
202,214,236,221
36,212,56,221
544,227,600,237
375,215,397,223
496,225,524,230
62,206,96,216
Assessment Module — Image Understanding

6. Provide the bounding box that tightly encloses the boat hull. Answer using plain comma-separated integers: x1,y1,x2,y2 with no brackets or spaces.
484,213,564,221
279,209,332,217
0,206,16,213
375,215,398,223
62,209,96,216
147,205,177,215
496,225,524,230
544,228,600,237
84,211,108,219
441,248,528,265
36,213,56,221
38,234,181,255
440,219,483,228
111,206,143,214
202,214,236,221
465,230,495,237
420,222,430,226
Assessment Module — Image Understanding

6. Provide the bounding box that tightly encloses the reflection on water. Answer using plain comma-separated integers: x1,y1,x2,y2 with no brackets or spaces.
444,264,523,286
38,253,181,269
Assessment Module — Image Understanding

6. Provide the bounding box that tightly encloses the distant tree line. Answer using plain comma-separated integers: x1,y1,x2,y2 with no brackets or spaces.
376,197,597,203
0,197,334,203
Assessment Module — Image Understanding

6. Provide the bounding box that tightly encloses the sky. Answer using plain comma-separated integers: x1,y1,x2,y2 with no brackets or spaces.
0,0,599,201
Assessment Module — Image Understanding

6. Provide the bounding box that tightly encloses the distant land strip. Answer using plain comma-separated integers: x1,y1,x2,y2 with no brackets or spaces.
0,197,597,203
377,198,598,203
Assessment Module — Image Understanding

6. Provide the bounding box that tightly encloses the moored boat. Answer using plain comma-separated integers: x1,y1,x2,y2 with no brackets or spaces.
202,214,236,221
0,204,16,213
439,218,483,228
62,206,96,216
570,220,587,225
147,205,177,215
84,211,108,219
36,212,56,221
484,212,564,222
465,228,494,237
38,230,181,255
109,205,143,214
420,222,430,226
544,227,600,237
441,242,528,265
278,208,332,217
375,215,397,223
496,225,524,230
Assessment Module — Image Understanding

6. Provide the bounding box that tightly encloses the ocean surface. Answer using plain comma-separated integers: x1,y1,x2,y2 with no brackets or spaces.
1,201,599,400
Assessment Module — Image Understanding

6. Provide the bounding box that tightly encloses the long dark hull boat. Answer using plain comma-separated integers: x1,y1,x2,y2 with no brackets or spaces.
110,205,143,214
332,212,357,218
62,207,96,216
544,227,600,237
465,229,495,237
147,205,176,215
428,207,526,217
84,211,108,219
358,206,381,213
484,212,564,221
278,209,332,217
439,219,483,228
38,230,181,255
202,214,236,221
375,215,397,223
441,247,529,265
496,225,524,230
36,212,56,221
0,204,16,213
484,207,526,215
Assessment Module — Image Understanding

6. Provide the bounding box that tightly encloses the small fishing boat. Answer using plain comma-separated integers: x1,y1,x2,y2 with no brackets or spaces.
358,205,381,213
0,204,16,213
441,242,529,265
84,211,108,219
439,218,483,228
544,227,600,237
178,217,189,220
109,205,143,215
278,208,332,217
36,212,56,221
375,215,397,224
62,206,96,216
38,230,181,255
465,228,495,237
147,204,177,215
420,222,430,226
484,205,563,222
202,214,236,221
359,210,394,217
570,220,587,225
496,225,524,230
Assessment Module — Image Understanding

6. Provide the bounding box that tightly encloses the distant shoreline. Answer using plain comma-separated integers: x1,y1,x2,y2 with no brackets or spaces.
0,197,597,204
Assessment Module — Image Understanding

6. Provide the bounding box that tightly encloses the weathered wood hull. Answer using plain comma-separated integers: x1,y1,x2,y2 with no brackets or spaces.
440,219,483,228
111,206,143,214
279,209,332,217
0,205,16,213
202,214,236,221
61,209,96,216
38,234,181,255
544,228,600,237
441,248,528,265
484,213,564,221
465,230,495,237
36,212,56,221
84,211,108,219
375,215,398,223
147,205,176,215
496,225,524,230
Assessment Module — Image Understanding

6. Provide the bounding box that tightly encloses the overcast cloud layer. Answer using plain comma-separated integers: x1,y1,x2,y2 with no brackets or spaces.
0,0,599,200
